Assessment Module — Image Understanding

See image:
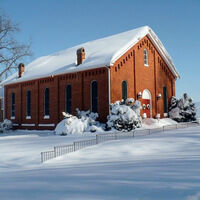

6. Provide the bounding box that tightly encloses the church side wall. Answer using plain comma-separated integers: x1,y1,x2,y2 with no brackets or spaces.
4,67,109,130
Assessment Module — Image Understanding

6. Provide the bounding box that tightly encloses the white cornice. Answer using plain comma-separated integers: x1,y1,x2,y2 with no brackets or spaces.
147,28,180,79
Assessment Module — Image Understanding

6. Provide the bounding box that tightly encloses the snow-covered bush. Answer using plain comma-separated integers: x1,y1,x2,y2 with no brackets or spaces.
0,119,12,133
106,98,142,131
55,109,103,135
169,93,196,122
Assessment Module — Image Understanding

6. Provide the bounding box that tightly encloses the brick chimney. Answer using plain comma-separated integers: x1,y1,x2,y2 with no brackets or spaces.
76,47,85,65
18,63,25,78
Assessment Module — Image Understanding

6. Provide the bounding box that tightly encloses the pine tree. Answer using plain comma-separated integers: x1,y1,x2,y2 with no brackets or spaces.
169,93,196,122
169,96,178,111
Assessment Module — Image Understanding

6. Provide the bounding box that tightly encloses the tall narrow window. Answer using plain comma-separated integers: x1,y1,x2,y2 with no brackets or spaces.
1,98,4,111
163,86,168,113
26,90,31,117
11,93,15,117
122,80,128,100
91,81,98,113
44,88,50,116
66,85,72,114
144,49,148,66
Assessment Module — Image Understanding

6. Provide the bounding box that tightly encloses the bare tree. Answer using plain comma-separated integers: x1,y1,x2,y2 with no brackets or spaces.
0,12,32,81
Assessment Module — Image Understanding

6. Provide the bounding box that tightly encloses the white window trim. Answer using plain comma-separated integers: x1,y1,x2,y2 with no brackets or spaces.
44,115,50,119
21,124,35,127
10,116,15,120
38,124,55,127
144,49,149,67
26,116,31,119
12,123,19,126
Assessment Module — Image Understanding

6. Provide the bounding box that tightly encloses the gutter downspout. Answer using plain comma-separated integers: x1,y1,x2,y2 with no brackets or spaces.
105,66,111,115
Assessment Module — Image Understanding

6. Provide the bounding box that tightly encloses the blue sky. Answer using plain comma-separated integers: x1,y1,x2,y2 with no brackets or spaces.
1,0,200,101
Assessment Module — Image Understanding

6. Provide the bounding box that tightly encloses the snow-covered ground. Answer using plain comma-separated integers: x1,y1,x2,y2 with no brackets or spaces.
0,130,96,171
142,118,177,129
0,125,200,200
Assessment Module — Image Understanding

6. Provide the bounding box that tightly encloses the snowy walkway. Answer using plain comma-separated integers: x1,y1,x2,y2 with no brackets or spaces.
0,127,200,199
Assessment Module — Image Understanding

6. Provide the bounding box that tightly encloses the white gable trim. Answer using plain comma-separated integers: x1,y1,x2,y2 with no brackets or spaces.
110,27,180,79
147,30,180,79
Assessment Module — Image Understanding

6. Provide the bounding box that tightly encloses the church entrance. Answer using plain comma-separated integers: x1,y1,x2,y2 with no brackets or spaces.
141,89,152,118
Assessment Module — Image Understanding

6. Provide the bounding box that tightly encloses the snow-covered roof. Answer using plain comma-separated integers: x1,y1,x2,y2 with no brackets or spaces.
2,26,180,86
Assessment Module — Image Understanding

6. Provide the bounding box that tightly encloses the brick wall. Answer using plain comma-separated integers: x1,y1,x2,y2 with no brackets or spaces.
5,67,109,130
110,35,176,118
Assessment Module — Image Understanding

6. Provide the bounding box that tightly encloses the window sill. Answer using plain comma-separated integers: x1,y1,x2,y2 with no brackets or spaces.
144,64,149,67
44,115,50,119
26,116,31,119
10,116,15,120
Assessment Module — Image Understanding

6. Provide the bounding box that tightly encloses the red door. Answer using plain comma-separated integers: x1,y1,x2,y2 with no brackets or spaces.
141,99,151,118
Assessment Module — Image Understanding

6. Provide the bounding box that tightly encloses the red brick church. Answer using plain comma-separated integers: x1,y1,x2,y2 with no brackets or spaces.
2,26,180,129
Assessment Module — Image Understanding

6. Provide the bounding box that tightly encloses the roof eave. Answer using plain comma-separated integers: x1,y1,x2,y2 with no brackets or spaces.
1,64,111,86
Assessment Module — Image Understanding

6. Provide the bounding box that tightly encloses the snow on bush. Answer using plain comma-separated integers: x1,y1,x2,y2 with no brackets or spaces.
169,93,196,122
55,109,103,135
106,98,142,131
0,119,12,132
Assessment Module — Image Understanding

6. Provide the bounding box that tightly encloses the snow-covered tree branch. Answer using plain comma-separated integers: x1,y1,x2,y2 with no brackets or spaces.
0,11,32,81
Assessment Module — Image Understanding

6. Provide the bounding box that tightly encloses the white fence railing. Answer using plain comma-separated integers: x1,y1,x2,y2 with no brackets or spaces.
41,121,199,163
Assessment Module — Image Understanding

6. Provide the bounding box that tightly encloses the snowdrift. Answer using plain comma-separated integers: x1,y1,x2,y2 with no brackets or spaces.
55,109,104,135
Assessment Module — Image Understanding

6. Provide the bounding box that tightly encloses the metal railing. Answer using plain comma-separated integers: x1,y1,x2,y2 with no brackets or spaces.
41,121,199,163
41,150,55,163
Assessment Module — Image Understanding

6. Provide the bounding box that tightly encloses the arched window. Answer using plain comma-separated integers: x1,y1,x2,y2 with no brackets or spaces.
44,88,50,116
122,80,128,100
144,49,148,66
11,93,15,117
66,84,72,114
163,86,168,113
91,81,98,113
26,90,31,117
